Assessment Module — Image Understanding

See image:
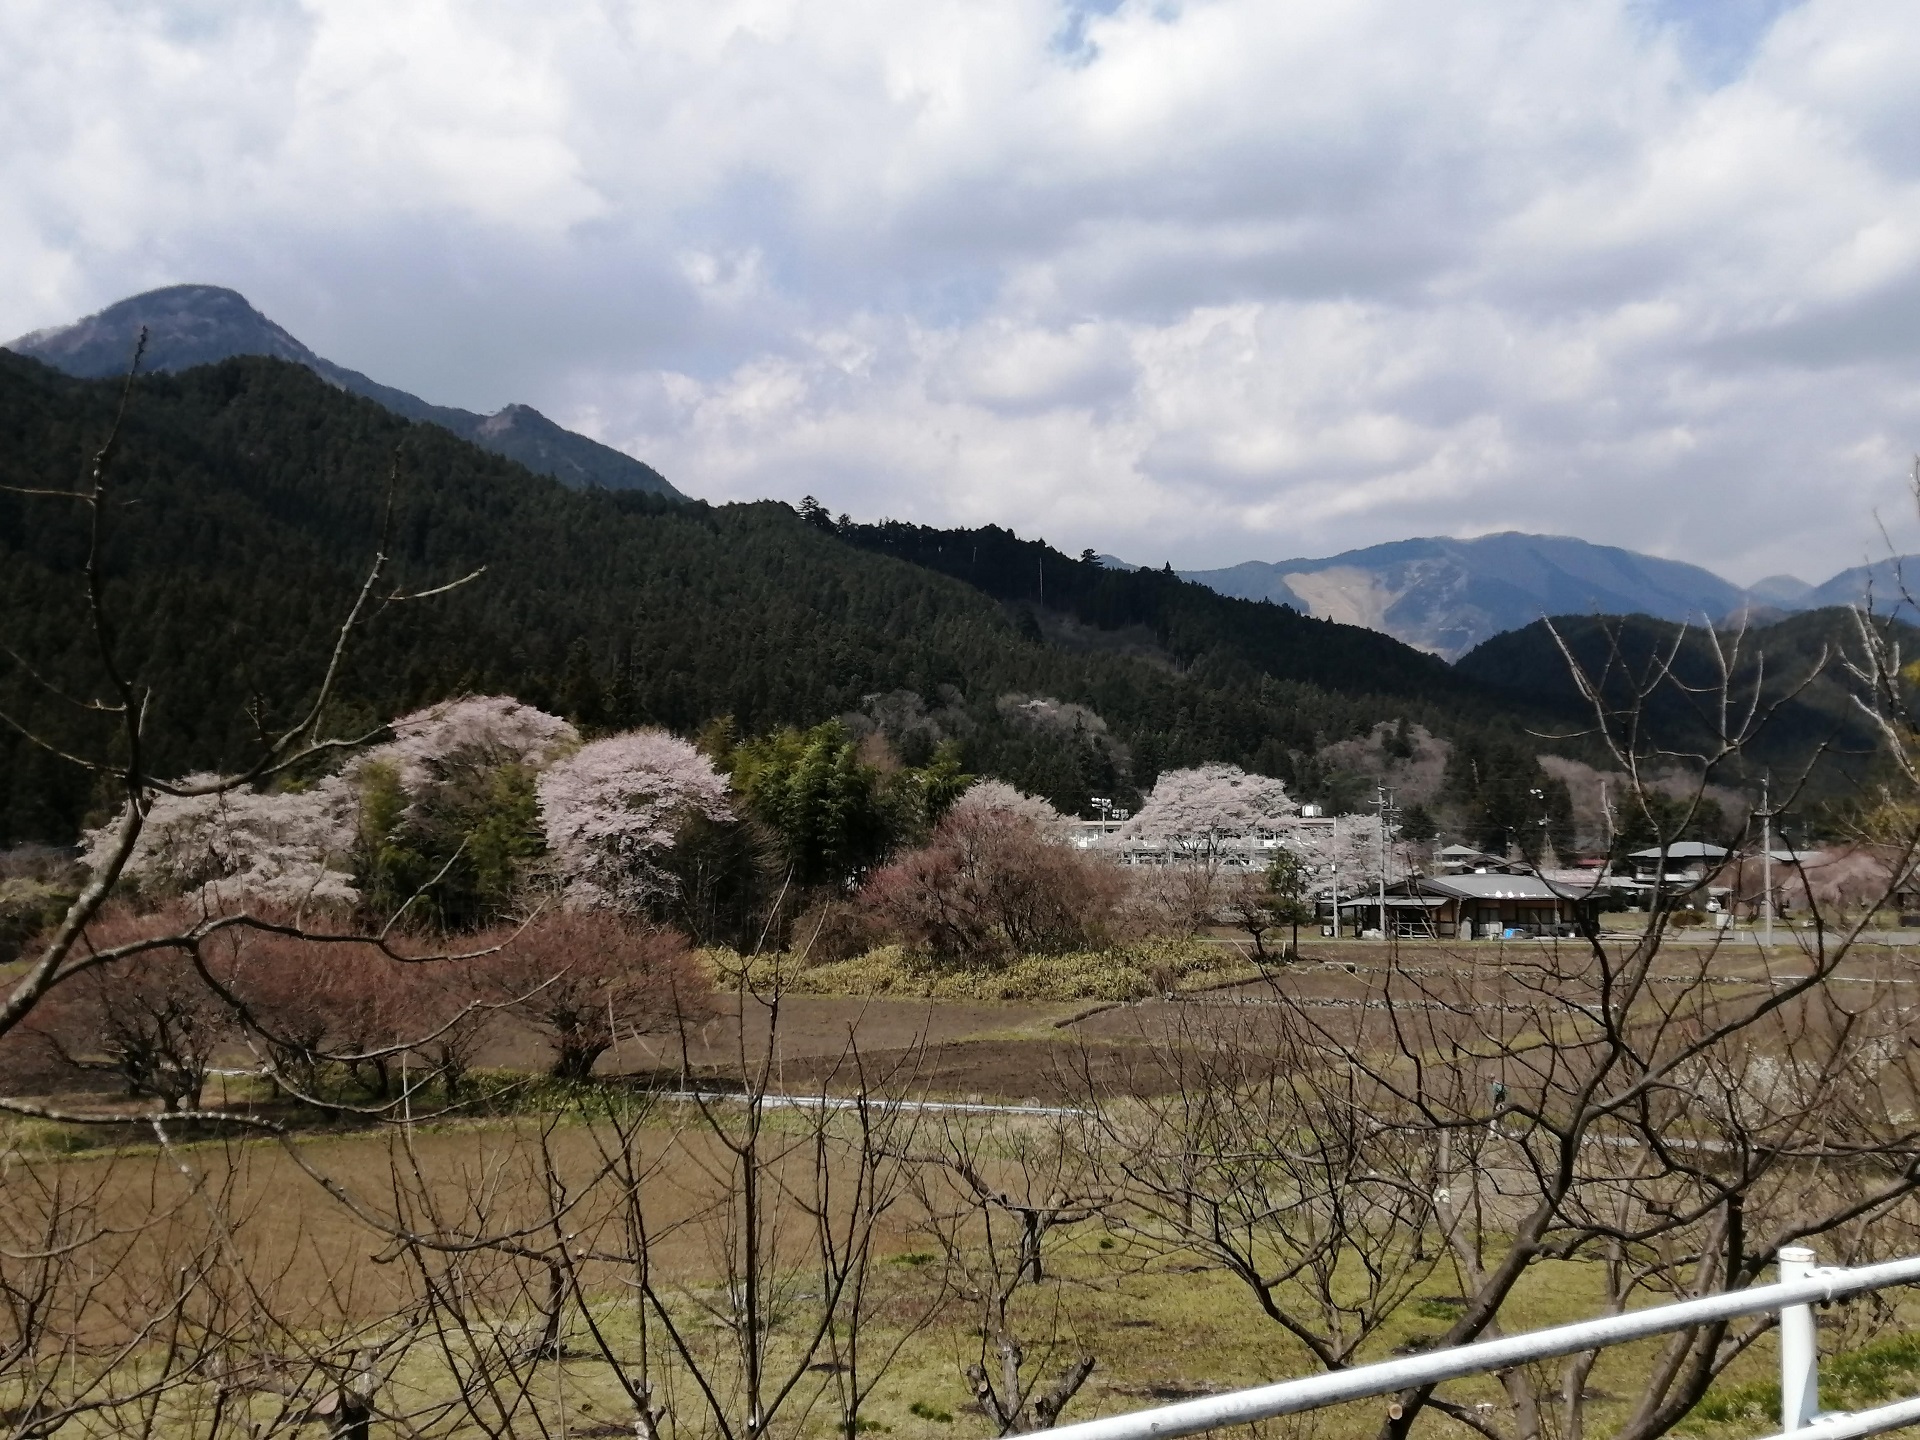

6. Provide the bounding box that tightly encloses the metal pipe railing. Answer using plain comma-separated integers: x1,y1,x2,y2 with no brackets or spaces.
1756,1397,1920,1440
1045,1252,1920,1440
1780,1246,1822,1430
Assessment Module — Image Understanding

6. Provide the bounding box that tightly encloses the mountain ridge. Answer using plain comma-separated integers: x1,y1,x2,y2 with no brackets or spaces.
5,285,683,499
0,351,1557,845
1159,533,1915,660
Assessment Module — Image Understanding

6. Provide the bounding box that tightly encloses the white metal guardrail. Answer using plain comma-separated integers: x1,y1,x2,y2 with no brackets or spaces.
1045,1249,1920,1440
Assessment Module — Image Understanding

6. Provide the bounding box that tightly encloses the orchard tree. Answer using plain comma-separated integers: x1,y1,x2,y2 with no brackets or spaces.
30,906,231,1112
482,911,708,1081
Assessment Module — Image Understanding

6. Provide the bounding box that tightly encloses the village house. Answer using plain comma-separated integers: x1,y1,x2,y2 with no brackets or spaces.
1338,872,1603,939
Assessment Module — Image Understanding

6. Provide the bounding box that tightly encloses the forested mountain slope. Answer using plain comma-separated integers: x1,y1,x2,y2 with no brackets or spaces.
0,353,1565,844
1454,609,1912,799
824,512,1475,703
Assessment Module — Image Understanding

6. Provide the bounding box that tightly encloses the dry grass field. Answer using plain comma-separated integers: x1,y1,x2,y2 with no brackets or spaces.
8,929,1920,1437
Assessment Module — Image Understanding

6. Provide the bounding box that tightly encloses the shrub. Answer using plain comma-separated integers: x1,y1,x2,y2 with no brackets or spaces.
860,802,1122,966
716,936,1231,1003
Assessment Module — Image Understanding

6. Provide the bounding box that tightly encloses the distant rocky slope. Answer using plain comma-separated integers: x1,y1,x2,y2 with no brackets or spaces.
6,285,683,499
1176,533,1747,661
1158,532,1920,660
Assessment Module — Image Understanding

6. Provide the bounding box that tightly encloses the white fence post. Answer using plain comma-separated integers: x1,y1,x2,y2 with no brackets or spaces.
1780,1246,1820,1430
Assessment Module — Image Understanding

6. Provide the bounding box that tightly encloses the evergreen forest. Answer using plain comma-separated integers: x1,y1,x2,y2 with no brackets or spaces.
0,350,1835,850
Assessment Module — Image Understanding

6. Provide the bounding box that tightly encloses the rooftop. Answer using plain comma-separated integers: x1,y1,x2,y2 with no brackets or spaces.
1418,873,1585,901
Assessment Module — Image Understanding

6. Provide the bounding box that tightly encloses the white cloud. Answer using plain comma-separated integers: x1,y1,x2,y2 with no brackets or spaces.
4,0,1920,583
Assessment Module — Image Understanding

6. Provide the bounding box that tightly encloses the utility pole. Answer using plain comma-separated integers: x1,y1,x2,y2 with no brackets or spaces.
1761,775,1774,950
1375,786,1395,938
1330,816,1341,940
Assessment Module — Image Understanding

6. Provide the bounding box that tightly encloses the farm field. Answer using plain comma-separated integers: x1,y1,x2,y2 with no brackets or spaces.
8,929,1920,1439
6,1068,1914,1440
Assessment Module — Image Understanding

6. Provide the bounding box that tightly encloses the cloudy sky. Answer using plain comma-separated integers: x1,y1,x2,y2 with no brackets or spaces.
5,0,1920,583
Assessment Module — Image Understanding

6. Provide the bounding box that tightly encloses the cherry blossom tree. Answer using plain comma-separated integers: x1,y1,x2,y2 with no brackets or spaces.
1112,763,1298,858
82,698,582,917
1277,813,1402,931
350,697,580,928
950,779,1071,836
350,695,579,790
81,773,359,910
536,728,733,911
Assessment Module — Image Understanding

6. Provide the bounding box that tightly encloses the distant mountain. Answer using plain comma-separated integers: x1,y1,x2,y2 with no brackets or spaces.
1179,533,1748,661
1747,573,1815,607
5,285,683,499
1792,557,1920,618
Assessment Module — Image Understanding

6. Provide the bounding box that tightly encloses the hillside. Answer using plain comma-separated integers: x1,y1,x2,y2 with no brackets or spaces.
5,285,684,499
826,514,1473,705
1454,608,1912,802
1793,557,1920,620
0,353,1562,846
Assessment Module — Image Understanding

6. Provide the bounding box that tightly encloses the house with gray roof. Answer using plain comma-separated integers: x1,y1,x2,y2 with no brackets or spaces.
1340,871,1602,939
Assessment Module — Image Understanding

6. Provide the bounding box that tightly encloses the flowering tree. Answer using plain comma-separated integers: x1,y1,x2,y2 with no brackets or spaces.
537,729,733,911
83,698,582,918
1113,764,1298,858
1277,813,1404,930
950,779,1070,836
351,695,579,790
352,696,579,927
862,803,1120,965
82,773,358,910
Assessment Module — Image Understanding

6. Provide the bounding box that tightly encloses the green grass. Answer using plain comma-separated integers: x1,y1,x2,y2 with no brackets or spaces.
707,938,1247,1003
1684,1330,1920,1433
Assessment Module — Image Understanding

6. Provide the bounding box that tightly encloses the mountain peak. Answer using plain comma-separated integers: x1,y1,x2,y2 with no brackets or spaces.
6,287,683,500
10,284,319,379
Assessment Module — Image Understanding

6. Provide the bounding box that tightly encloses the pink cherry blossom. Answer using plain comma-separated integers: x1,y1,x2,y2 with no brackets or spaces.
353,695,579,790
87,774,359,909
537,729,733,910
950,779,1070,837
1114,764,1299,856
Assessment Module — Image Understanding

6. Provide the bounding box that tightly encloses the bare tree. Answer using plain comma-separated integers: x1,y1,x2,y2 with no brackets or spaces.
28,905,232,1111
1089,1001,1441,1373
914,1110,1107,1434
481,909,711,1082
